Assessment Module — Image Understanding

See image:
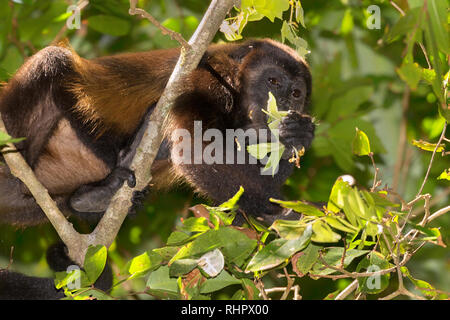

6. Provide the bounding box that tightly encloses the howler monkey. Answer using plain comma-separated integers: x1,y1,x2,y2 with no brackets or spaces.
0,39,314,298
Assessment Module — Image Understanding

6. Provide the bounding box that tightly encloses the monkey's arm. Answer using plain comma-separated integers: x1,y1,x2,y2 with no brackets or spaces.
169,96,315,225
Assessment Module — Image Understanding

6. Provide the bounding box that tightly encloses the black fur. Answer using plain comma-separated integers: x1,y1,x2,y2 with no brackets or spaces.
0,39,314,299
0,243,112,300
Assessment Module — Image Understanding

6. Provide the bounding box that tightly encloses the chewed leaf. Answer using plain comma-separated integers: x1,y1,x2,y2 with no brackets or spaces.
247,142,275,159
411,139,445,152
263,144,285,176
197,249,225,277
263,92,289,121
219,186,244,210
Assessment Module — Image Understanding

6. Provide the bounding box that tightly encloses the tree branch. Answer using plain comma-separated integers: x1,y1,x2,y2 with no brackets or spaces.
83,0,239,262
128,0,189,48
0,0,239,266
0,115,89,264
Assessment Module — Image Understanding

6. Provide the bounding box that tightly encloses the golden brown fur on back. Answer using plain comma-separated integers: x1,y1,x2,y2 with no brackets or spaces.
67,49,181,136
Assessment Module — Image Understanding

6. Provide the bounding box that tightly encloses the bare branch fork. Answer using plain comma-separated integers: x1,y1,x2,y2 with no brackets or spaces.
0,0,239,266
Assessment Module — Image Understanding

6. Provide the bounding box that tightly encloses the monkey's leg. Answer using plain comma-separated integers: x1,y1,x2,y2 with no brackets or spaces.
0,46,76,166
0,166,69,227
68,109,162,215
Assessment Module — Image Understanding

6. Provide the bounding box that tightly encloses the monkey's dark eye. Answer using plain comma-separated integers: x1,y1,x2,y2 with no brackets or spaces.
292,89,302,98
268,77,279,86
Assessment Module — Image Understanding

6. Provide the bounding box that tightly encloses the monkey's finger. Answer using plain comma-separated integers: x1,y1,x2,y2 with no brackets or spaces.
127,171,136,188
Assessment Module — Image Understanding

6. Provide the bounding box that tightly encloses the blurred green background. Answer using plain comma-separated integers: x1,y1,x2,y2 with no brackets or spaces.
0,0,448,299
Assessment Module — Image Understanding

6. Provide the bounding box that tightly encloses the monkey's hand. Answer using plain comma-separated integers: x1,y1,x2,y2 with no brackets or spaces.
69,167,137,214
278,110,315,160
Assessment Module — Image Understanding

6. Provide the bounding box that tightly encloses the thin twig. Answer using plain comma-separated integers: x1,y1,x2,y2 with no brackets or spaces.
0,114,88,265
280,267,294,300
368,152,381,192
390,1,405,16
426,205,450,224
129,0,189,48
335,280,358,300
416,123,447,196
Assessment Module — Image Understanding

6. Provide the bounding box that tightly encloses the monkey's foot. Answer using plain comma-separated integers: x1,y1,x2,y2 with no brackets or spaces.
69,167,136,214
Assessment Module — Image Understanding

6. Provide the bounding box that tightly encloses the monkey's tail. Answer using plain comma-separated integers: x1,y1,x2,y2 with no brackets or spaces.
0,243,112,300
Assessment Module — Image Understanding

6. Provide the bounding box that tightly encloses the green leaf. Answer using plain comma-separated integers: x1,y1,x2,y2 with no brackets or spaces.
352,127,371,156
246,225,312,272
311,247,369,276
169,259,198,277
325,216,359,234
0,131,25,146
179,217,210,233
241,278,260,300
437,169,450,180
366,191,400,208
295,1,306,28
340,9,354,35
152,246,180,262
219,186,244,210
328,86,373,123
170,227,257,267
327,177,352,213
200,270,241,294
356,251,391,294
72,289,113,300
247,142,275,159
127,251,162,280
295,243,321,276
270,219,308,240
83,245,107,285
411,139,445,152
146,266,179,297
270,198,324,216
427,0,450,55
345,188,376,221
311,220,341,243
397,61,423,90
54,268,89,291
88,15,131,36
166,231,192,246
386,7,423,42
242,0,290,22
401,267,440,299
262,144,285,176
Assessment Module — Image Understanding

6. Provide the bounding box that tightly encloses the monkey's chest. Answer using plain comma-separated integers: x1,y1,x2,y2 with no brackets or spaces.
34,119,111,195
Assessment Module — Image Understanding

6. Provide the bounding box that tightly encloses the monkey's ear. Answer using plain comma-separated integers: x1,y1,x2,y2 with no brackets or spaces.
228,41,259,62
206,53,239,75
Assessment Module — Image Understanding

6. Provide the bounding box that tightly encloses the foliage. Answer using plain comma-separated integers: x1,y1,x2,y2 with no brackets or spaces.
0,0,448,300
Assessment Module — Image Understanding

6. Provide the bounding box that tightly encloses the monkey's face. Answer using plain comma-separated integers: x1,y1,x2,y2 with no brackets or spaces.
237,42,311,124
